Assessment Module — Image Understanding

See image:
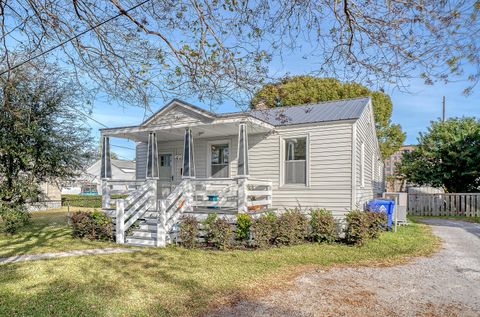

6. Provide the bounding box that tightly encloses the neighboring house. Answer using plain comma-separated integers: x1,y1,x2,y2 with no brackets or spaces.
384,145,415,192
28,181,62,211
61,159,136,195
100,97,384,246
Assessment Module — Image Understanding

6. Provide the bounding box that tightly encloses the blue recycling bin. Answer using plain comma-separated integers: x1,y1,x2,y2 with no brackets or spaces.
367,199,395,228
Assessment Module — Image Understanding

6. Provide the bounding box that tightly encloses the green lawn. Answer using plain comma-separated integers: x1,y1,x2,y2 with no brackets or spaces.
0,209,439,317
0,207,117,258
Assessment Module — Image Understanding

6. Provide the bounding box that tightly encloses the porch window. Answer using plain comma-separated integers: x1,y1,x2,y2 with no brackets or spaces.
284,138,306,185
210,144,229,178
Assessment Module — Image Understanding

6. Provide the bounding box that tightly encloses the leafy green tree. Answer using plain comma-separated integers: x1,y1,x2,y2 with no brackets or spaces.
251,76,405,158
398,118,480,193
0,63,94,232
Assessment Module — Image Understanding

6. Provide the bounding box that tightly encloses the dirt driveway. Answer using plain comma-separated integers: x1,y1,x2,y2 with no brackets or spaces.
209,219,480,317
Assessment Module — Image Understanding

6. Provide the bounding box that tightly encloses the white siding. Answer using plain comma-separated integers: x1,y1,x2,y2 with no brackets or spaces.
354,101,384,208
249,123,354,217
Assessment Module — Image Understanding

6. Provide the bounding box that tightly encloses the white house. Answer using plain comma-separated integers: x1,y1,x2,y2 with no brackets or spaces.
62,159,136,195
100,97,384,246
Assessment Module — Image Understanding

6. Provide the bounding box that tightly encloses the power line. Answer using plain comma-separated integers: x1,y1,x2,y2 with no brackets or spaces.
67,105,109,128
0,0,151,76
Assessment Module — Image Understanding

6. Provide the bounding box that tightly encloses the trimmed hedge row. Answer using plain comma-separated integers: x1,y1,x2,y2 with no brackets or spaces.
61,194,127,208
178,208,388,249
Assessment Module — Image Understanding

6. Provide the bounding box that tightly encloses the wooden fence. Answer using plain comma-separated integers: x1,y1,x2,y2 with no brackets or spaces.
408,193,480,217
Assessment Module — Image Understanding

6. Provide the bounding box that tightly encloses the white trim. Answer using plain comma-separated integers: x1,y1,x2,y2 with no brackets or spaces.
206,139,232,178
360,141,365,188
351,122,357,209
279,133,310,188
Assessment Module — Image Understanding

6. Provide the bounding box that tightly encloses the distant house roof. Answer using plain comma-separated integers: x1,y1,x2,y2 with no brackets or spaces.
111,159,135,171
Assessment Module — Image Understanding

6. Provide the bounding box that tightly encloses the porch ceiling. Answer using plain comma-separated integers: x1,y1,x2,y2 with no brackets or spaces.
101,118,273,143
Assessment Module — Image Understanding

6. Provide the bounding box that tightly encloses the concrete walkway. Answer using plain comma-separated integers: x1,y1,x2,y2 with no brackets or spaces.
0,247,139,264
209,219,480,317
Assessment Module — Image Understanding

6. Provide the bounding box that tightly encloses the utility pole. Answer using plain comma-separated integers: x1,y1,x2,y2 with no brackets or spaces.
442,96,446,121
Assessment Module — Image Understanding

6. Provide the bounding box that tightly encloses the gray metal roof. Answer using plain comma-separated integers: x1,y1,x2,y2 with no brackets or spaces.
245,97,370,126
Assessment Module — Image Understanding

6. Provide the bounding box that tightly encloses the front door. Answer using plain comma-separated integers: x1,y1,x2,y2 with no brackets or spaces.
210,143,230,178
159,153,173,197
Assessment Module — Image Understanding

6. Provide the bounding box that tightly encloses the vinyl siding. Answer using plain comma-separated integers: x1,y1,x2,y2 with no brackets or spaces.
354,101,384,208
248,123,354,217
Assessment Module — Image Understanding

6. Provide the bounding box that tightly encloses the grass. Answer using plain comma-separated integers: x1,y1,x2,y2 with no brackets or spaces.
0,207,117,258
410,215,480,224
0,209,439,317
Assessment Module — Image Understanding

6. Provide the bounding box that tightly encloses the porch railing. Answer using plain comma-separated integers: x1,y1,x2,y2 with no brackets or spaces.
114,179,157,243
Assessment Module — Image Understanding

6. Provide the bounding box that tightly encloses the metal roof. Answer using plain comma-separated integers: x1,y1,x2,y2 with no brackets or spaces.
245,97,370,126
111,159,135,170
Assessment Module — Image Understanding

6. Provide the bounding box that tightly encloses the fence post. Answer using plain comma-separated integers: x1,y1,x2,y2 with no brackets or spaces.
102,180,110,209
237,177,248,213
116,199,125,244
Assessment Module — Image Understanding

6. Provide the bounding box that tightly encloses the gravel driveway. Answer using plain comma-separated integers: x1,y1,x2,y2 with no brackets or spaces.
209,219,480,317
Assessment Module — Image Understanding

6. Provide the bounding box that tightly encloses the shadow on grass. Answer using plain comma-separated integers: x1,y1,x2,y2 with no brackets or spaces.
0,211,113,258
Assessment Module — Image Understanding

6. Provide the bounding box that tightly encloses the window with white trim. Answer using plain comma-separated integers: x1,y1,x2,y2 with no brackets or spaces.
284,137,307,185
360,142,365,187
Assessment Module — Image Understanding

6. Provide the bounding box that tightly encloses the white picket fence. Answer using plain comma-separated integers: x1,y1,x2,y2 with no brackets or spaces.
408,193,480,217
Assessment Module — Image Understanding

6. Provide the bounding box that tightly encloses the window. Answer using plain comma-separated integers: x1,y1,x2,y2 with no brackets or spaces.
210,143,229,178
360,142,365,187
284,137,307,185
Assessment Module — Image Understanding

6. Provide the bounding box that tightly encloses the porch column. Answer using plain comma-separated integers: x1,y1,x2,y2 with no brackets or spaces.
146,132,159,179
236,123,249,213
101,136,112,209
182,127,195,178
237,123,249,177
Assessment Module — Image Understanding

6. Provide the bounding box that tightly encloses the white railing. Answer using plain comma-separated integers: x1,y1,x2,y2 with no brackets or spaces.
157,180,193,247
114,179,157,244
245,178,273,212
101,179,145,209
191,178,238,210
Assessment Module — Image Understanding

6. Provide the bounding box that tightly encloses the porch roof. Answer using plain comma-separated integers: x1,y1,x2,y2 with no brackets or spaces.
100,96,370,142
100,115,273,142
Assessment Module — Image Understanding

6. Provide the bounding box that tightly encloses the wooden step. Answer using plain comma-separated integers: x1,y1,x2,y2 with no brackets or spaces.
125,237,157,246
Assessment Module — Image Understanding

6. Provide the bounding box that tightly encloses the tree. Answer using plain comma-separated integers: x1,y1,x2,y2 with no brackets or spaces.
251,76,405,158
398,118,480,193
0,1,479,108
0,63,94,232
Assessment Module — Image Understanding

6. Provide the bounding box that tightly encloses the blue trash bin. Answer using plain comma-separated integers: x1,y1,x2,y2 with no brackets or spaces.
367,199,395,228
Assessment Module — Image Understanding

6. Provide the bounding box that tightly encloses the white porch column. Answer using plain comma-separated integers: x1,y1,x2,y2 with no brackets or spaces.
182,128,195,178
101,136,112,209
146,132,159,179
236,123,249,212
237,123,249,177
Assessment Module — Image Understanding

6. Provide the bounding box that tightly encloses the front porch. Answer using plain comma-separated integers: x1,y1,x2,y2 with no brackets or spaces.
98,102,275,246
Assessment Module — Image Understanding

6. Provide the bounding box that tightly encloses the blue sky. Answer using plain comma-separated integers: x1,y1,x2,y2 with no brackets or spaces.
88,54,480,161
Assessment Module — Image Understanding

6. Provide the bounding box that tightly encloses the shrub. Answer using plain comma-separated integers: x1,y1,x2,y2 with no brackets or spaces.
275,209,309,246
70,210,113,241
209,217,233,250
202,213,218,245
235,213,252,242
0,204,30,234
365,211,387,239
179,215,199,248
251,211,277,248
310,208,337,243
344,210,370,246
